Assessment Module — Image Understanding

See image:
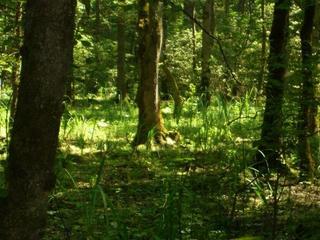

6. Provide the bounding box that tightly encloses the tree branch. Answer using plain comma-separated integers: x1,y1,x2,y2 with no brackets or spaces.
167,0,239,84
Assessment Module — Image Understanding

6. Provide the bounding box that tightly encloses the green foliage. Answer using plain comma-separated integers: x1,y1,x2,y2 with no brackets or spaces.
0,0,319,239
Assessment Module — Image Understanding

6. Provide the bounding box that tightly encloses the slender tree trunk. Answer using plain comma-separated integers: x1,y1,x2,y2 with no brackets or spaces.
134,0,166,145
237,0,246,13
199,0,215,107
255,0,290,169
95,0,101,35
184,0,197,72
161,1,183,119
162,65,183,119
258,0,267,93
116,0,128,102
9,3,22,125
225,0,230,16
313,2,320,48
160,1,171,101
86,0,101,94
297,0,317,179
0,1,76,239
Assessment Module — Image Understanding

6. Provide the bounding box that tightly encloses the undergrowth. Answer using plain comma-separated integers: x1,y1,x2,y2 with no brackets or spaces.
0,93,319,239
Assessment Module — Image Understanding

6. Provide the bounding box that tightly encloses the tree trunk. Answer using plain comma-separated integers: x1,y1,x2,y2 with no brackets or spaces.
116,0,128,102
297,0,317,179
0,0,76,239
237,0,246,13
134,0,166,145
258,0,267,93
162,65,183,119
255,0,290,170
184,0,197,72
199,0,215,107
225,0,230,16
313,2,320,48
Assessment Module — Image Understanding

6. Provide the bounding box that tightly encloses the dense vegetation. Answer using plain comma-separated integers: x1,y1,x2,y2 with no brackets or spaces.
0,0,319,239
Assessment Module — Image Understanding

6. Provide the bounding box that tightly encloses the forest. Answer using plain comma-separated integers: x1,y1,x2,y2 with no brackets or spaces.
0,0,319,239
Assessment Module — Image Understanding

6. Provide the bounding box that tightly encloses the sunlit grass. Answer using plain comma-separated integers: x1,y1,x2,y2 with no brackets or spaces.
0,91,319,239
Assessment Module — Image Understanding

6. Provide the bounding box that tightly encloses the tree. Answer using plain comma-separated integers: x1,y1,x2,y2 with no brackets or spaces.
255,0,291,170
116,0,128,102
183,0,197,72
134,0,166,145
258,0,267,93
0,0,76,239
297,0,317,179
199,0,215,107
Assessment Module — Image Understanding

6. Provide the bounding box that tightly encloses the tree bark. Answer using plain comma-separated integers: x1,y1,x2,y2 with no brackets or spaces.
297,0,317,179
0,0,76,239
134,0,166,145
255,0,290,170
199,0,215,107
116,0,128,102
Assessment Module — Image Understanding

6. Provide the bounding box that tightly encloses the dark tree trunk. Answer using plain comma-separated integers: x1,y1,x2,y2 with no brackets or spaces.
313,2,320,48
0,0,76,239
237,0,246,13
116,0,128,102
297,0,317,179
255,0,290,170
134,0,166,145
199,0,215,107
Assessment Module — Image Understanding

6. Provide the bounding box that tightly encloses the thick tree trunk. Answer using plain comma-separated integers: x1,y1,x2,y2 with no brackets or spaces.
134,0,166,145
0,0,76,239
199,0,215,107
297,0,317,179
255,0,290,170
116,0,128,102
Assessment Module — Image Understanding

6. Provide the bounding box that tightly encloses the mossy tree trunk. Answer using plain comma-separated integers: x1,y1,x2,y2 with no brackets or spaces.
0,0,76,239
134,0,166,145
255,0,290,169
199,0,215,107
297,0,317,179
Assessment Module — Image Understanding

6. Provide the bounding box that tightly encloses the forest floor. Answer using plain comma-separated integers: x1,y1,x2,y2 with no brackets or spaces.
1,96,320,239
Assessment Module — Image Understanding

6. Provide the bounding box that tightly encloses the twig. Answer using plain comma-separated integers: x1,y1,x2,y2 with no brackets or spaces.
167,0,239,84
226,112,258,126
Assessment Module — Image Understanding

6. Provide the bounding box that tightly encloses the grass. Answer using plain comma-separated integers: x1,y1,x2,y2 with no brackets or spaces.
0,92,319,239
